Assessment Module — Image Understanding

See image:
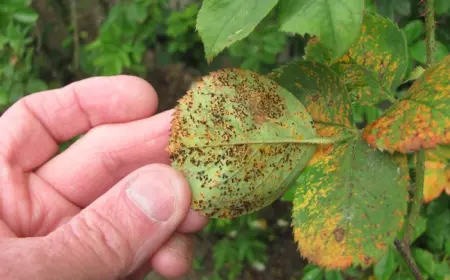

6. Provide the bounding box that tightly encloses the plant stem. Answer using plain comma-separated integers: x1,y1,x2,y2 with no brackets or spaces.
395,2,436,278
70,0,80,72
394,239,424,280
404,150,425,245
424,0,436,67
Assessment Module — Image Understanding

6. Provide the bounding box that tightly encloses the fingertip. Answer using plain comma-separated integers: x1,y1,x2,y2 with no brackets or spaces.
151,233,194,278
109,75,159,118
178,209,209,233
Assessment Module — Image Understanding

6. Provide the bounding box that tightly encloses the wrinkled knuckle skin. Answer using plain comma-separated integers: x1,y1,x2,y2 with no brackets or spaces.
62,209,134,278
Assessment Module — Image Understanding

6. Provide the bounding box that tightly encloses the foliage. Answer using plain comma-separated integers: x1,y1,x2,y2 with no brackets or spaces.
201,214,269,280
169,0,450,276
0,0,47,110
80,0,166,76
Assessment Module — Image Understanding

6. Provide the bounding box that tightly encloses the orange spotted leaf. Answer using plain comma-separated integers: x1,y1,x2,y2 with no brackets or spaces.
363,55,450,153
169,69,318,218
305,12,408,106
423,145,450,203
292,139,408,269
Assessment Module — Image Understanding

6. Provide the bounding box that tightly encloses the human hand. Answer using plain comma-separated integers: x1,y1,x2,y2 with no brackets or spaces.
0,76,208,279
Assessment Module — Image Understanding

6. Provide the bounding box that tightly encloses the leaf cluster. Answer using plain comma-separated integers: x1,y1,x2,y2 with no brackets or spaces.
171,0,450,272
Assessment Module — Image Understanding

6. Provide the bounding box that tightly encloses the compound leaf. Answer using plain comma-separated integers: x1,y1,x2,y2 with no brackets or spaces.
423,145,450,203
305,12,408,106
279,0,364,60
363,55,450,153
292,139,408,269
169,68,317,218
196,0,278,61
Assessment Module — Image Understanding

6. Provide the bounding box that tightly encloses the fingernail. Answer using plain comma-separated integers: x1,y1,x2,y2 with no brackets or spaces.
126,172,176,222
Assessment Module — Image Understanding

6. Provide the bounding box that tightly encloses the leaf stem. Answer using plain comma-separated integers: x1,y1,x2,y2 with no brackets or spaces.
424,0,436,67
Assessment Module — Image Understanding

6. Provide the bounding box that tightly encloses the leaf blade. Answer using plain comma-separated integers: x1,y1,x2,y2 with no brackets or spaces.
279,0,364,60
363,55,450,153
169,68,317,218
292,139,408,269
196,0,279,61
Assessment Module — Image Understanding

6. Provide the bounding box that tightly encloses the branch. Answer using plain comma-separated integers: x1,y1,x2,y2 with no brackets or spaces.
69,0,80,72
394,239,424,280
424,0,436,67
395,2,437,278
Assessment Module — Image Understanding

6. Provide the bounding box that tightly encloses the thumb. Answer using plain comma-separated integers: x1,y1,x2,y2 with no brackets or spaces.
46,164,191,279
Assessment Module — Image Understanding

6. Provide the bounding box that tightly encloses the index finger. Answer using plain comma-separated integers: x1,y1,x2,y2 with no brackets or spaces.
0,75,158,171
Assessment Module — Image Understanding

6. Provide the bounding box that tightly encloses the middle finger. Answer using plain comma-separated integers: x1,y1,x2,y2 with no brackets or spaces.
35,110,172,207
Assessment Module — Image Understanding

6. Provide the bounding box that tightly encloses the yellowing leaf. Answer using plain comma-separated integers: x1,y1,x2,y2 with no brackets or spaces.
423,146,450,203
270,61,408,269
269,61,357,164
363,55,450,153
305,12,408,106
293,139,408,269
169,69,318,218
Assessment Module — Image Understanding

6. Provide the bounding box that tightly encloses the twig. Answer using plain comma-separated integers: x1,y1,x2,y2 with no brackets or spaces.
394,239,424,280
424,0,436,67
395,1,437,278
69,0,80,72
404,150,425,245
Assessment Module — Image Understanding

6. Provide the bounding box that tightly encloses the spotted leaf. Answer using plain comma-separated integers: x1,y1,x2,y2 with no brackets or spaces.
279,0,364,61
363,55,450,153
305,12,408,106
169,69,317,218
269,60,357,163
292,139,408,269
423,145,450,203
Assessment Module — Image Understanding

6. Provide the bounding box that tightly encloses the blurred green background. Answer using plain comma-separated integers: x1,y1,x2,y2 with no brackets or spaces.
0,0,449,279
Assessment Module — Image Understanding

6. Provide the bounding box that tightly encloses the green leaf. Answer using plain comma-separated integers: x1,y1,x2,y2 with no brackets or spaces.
13,9,38,24
410,40,449,65
363,55,450,153
324,270,344,280
292,138,408,269
305,12,408,106
374,247,398,280
196,0,279,61
0,87,8,105
435,0,450,15
376,0,394,19
279,0,364,60
412,248,437,277
169,68,317,218
402,20,424,45
302,267,323,280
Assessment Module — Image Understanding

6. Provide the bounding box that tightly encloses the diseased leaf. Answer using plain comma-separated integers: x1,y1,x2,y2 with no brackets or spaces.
269,60,356,164
292,139,408,269
423,145,450,203
363,55,450,153
278,0,364,60
270,61,408,268
196,0,279,61
169,69,317,218
306,12,408,106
